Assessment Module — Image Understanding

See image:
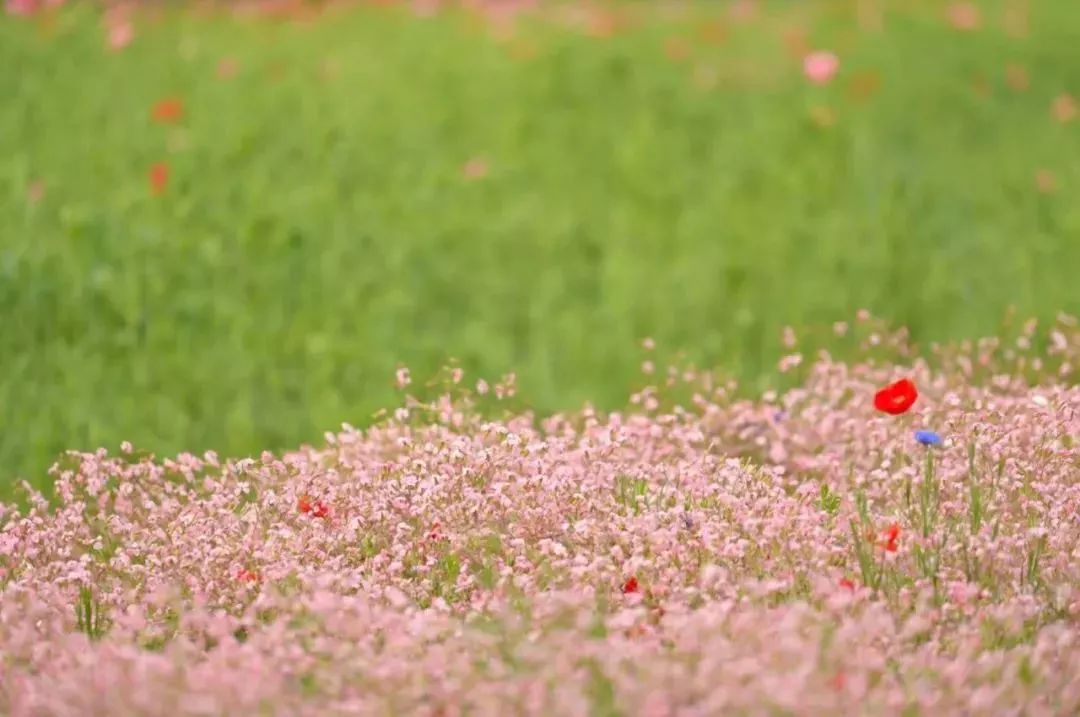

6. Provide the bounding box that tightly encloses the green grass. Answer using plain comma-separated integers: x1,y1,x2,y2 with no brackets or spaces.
1,1,1079,489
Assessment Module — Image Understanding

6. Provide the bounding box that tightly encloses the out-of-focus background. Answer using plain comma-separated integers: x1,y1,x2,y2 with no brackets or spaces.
2,0,1078,490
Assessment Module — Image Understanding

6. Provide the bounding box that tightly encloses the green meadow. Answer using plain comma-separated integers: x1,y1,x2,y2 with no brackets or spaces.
2,0,1078,488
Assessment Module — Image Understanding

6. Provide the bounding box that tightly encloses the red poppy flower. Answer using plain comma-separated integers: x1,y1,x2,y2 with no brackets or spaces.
148,162,169,195
839,578,856,591
298,494,329,518
621,576,639,594
151,97,184,124
882,523,901,552
874,378,918,415
236,568,259,583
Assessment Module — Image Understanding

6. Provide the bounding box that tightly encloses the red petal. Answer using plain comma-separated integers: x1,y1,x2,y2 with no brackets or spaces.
874,379,918,415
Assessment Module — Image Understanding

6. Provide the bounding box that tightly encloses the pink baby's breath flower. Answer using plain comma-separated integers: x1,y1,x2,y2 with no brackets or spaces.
778,354,803,373
395,367,411,389
803,51,839,85
1,315,1079,713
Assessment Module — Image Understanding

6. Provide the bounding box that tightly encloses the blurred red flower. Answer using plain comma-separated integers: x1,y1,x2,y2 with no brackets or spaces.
148,162,169,195
621,576,639,594
299,494,330,518
151,97,184,124
882,524,901,552
874,379,917,415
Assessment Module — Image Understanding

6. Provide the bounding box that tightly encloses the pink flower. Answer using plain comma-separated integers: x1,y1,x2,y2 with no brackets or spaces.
6,0,37,16
803,51,839,85
462,157,489,181
947,2,981,31
107,21,134,51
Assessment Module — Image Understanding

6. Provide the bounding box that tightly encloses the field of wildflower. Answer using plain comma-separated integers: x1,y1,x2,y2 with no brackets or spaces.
2,314,1079,714
3,1,1080,713
2,0,1080,487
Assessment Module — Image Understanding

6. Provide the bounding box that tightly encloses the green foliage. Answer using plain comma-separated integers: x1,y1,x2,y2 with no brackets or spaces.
818,483,841,517
74,585,108,641
2,3,1080,489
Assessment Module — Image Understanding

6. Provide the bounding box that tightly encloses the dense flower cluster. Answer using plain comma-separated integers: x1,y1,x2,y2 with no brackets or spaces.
1,315,1078,715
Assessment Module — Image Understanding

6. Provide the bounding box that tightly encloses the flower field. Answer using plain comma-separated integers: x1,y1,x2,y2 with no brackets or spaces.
2,315,1078,715
3,0,1080,490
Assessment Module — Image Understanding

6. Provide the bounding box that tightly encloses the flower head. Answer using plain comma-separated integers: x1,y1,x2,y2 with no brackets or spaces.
874,379,918,415
298,495,329,518
882,523,901,552
621,576,639,594
803,51,839,85
914,430,942,447
151,97,184,124
148,162,169,195
236,569,259,583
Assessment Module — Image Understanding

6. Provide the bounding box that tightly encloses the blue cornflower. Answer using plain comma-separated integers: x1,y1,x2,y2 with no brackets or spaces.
914,430,942,447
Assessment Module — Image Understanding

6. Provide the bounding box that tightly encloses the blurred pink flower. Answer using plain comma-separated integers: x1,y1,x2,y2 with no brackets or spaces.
107,20,134,51
26,180,45,204
411,0,441,18
217,58,239,80
803,51,839,85
947,2,981,31
6,0,37,15
664,36,691,63
1005,64,1029,92
730,0,756,22
1035,169,1057,194
1052,94,1077,124
462,157,489,181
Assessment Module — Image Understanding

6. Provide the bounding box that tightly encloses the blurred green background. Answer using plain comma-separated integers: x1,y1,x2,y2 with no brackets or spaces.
2,0,1078,488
